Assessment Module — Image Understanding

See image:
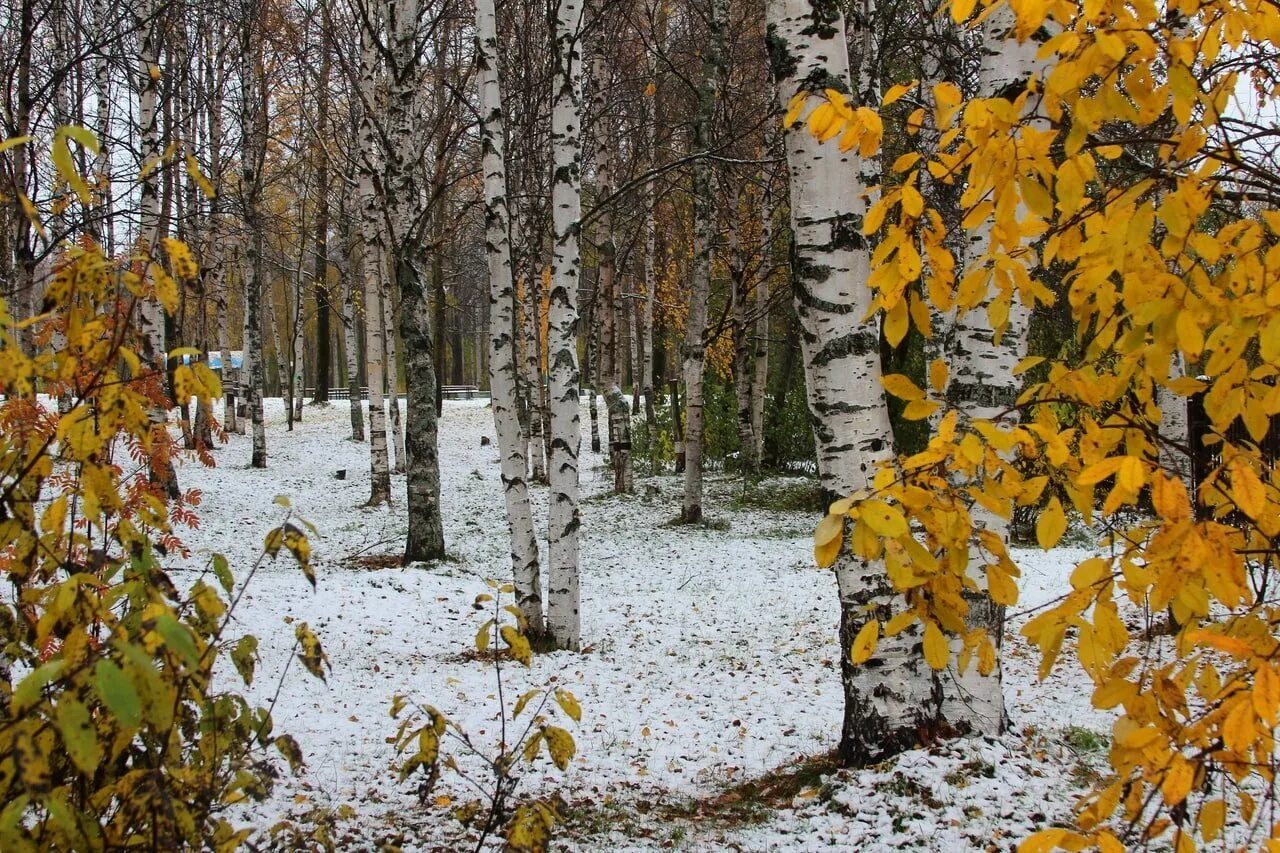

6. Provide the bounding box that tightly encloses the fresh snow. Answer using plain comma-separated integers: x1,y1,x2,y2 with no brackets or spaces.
170,398,1114,850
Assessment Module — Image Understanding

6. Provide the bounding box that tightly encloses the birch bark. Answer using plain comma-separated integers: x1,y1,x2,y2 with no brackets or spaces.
767,0,940,766
546,0,586,650
239,7,268,468
477,0,545,632
382,267,407,474
137,0,182,494
357,17,392,505
680,0,727,523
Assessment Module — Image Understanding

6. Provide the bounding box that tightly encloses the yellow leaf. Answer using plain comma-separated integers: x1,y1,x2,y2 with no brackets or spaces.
882,373,925,401
52,126,100,205
850,620,879,664
950,0,976,24
784,93,807,128
0,135,32,153
901,183,925,218
185,152,216,198
542,725,576,771
1036,497,1067,549
1253,663,1280,726
923,621,948,671
987,564,1020,606
929,359,949,393
500,625,532,666
882,80,917,106
902,399,939,420
1228,457,1266,519
815,533,842,568
884,298,909,347
1176,311,1203,358
1199,799,1226,842
892,152,921,172
1161,755,1193,805
1116,456,1145,493
885,610,916,636
555,688,582,723
1151,472,1190,523
1222,698,1256,753
1078,457,1124,486
859,500,908,537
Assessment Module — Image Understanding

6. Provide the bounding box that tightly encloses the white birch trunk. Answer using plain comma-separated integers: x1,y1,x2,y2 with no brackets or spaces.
345,266,365,441
92,0,114,252
357,20,391,505
136,0,180,495
477,0,545,633
768,0,940,766
932,6,1051,738
546,0,586,651
382,257,407,474
680,0,727,523
239,16,268,468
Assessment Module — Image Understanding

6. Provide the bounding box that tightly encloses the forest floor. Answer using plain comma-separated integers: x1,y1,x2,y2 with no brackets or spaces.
173,398,1118,851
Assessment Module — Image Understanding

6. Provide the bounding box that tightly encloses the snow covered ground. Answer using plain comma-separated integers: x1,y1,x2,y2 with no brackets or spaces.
172,399,1113,851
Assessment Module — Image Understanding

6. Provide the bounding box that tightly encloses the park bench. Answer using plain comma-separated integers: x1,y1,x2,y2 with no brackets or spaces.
442,384,480,400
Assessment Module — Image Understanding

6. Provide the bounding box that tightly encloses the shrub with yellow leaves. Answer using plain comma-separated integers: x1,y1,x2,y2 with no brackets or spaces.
798,0,1280,848
0,134,325,848
391,580,580,852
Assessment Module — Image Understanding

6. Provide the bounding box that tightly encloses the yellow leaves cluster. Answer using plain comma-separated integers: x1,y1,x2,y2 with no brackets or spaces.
816,410,1029,676
789,0,1280,845
785,88,883,158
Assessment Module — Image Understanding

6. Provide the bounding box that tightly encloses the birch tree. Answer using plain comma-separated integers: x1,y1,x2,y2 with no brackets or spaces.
767,0,938,766
355,12,392,505
546,0,586,651
679,0,727,523
238,0,268,469
477,0,544,634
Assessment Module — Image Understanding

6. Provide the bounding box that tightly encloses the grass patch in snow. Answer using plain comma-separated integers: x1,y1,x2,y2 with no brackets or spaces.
1063,725,1109,753
731,481,826,514
664,515,732,532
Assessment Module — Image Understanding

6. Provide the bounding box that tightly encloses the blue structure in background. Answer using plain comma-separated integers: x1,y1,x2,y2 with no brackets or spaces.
205,351,244,371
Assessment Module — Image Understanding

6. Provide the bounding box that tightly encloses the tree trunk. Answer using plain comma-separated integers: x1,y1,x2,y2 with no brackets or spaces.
389,0,446,563
312,43,332,403
137,0,181,495
523,267,547,483
605,385,633,494
930,4,1049,738
752,182,771,469
383,264,407,475
768,0,939,767
357,23,391,505
477,0,544,631
730,188,760,485
680,0,727,524
291,268,305,424
345,266,365,441
239,11,268,469
546,0,586,651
